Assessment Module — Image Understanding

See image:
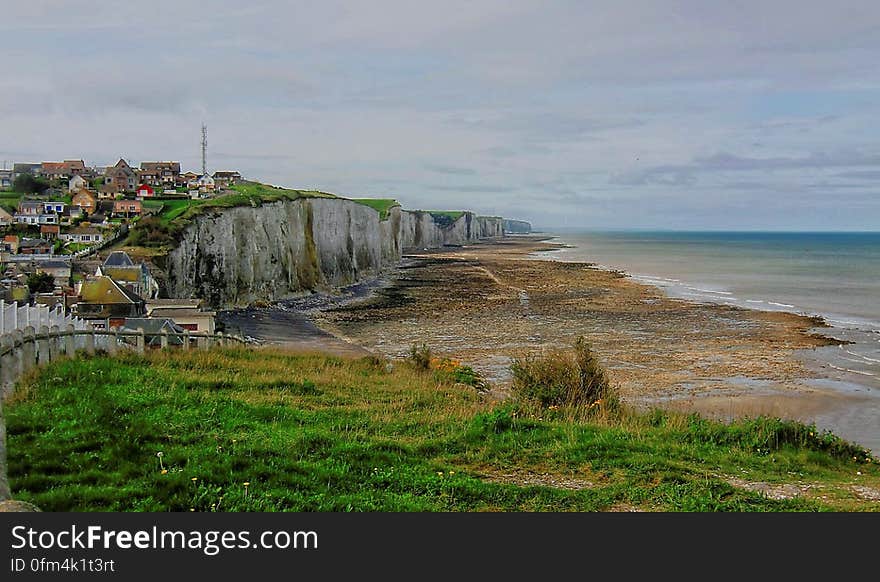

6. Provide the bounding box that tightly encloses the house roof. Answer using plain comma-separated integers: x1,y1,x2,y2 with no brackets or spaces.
103,266,140,282
19,238,52,248
72,190,97,203
147,298,203,309
150,307,215,319
19,201,42,209
104,251,134,267
79,276,144,304
140,161,181,172
41,161,66,173
37,260,71,270
0,207,12,219
68,226,102,235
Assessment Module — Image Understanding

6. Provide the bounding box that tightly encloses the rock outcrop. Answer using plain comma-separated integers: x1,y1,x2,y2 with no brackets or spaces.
166,198,505,307
503,219,532,234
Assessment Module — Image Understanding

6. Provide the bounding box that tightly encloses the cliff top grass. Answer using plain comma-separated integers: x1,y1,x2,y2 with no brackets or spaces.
351,198,400,220
5,347,878,512
123,182,338,251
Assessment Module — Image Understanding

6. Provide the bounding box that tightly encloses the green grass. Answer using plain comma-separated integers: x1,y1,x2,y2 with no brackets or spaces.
352,198,399,220
6,348,878,512
0,191,23,213
121,182,338,250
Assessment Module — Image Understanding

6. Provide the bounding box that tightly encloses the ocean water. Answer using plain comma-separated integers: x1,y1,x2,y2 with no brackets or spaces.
537,231,880,446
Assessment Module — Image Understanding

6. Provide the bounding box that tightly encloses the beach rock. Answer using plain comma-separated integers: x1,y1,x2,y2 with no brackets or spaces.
0,500,41,512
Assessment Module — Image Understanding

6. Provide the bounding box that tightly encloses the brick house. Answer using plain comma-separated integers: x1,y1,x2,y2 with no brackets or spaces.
71,190,98,214
113,199,142,217
60,226,104,244
139,161,181,187
102,158,137,195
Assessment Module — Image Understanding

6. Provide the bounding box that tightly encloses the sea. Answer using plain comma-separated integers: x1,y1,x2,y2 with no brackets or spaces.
537,230,880,450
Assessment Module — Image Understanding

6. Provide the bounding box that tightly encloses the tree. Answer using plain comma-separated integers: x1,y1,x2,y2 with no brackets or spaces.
13,173,49,194
26,271,56,293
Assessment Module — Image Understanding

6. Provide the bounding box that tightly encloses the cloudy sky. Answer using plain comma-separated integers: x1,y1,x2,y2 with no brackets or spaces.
2,1,879,230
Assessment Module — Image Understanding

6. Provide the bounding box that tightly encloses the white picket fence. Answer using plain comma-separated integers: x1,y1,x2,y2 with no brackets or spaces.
0,300,87,334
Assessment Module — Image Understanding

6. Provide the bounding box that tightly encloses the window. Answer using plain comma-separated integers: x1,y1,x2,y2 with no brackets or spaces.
82,235,91,242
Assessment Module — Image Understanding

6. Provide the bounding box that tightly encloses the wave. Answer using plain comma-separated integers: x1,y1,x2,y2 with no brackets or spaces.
840,347,880,364
767,301,796,308
827,363,877,377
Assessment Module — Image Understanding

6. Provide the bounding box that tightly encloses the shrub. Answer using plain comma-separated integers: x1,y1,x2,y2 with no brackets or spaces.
511,336,618,411
408,343,432,370
126,216,174,247
430,357,488,391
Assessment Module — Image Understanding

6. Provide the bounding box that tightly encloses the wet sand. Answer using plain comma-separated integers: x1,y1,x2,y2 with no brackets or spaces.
311,236,880,452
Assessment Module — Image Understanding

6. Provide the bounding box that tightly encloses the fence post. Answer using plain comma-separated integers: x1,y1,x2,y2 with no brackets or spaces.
182,330,190,351
0,397,9,501
21,326,36,376
0,300,5,334
107,330,118,355
136,329,145,355
160,329,169,350
198,334,208,351
0,335,14,398
65,324,75,356
84,326,95,356
37,325,50,365
11,302,17,330
10,330,23,384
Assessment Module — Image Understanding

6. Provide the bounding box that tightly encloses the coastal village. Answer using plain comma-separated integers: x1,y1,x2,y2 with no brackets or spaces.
0,157,242,339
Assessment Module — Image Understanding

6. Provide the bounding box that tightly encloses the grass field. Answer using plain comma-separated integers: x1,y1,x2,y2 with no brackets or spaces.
0,191,23,213
5,348,878,512
352,198,399,220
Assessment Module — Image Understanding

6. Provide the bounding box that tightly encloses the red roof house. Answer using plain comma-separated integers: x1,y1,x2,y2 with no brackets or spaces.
136,184,155,198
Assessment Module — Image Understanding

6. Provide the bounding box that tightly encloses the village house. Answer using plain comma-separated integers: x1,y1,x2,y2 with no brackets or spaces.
212,170,242,189
71,189,97,214
136,184,155,198
15,201,53,225
40,224,60,240
139,161,181,187
18,238,53,255
197,174,215,194
73,276,146,329
60,225,104,244
181,171,199,187
113,199,142,218
146,298,216,333
101,158,137,196
0,169,12,189
40,160,86,181
2,235,20,254
33,259,71,287
96,251,158,298
68,174,88,193
43,201,66,214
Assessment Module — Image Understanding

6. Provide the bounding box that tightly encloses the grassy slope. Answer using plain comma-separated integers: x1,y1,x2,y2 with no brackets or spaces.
0,191,23,213
351,198,399,220
6,348,878,512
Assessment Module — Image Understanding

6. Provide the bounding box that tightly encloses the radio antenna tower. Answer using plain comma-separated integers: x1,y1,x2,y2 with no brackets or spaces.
201,124,208,176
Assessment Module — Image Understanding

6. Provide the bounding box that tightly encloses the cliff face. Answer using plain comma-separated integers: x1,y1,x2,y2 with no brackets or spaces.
166,198,505,307
503,219,532,234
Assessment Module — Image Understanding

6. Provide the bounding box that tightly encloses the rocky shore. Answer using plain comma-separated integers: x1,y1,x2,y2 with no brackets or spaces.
311,236,879,450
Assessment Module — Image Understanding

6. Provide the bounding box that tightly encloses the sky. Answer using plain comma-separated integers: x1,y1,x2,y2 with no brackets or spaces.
1,1,879,230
